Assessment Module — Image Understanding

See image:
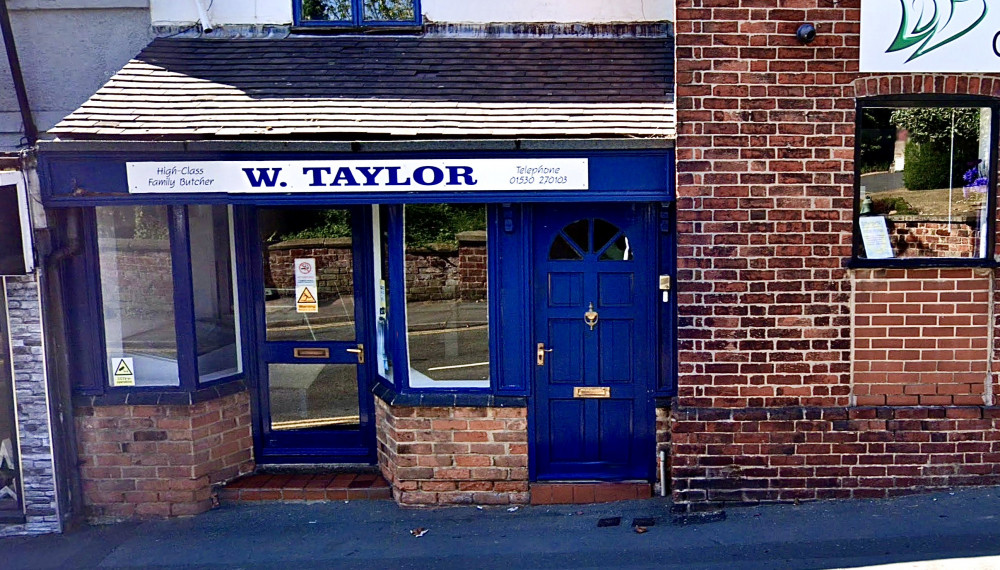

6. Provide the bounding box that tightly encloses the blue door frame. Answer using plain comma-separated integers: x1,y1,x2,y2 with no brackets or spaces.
244,206,377,464
530,203,657,481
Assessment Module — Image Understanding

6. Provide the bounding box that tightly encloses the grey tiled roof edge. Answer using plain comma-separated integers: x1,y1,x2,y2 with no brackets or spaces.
52,35,675,140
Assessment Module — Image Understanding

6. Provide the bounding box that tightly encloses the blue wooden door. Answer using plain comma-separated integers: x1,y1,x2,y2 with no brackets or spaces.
532,204,656,481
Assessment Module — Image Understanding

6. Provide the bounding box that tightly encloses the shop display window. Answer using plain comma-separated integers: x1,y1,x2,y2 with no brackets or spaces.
295,0,420,26
403,204,490,389
92,205,242,390
854,97,999,265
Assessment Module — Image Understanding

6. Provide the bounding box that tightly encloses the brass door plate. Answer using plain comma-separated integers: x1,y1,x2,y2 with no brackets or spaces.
573,386,611,398
293,347,330,359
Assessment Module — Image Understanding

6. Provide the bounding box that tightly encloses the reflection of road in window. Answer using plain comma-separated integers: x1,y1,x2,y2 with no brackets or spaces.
403,204,490,387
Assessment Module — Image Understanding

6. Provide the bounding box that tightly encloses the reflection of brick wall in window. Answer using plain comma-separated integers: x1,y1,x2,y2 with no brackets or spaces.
854,268,990,406
100,239,174,318
888,220,979,257
266,237,489,302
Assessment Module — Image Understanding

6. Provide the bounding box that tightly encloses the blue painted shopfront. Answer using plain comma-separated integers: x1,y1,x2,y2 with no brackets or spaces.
39,144,676,479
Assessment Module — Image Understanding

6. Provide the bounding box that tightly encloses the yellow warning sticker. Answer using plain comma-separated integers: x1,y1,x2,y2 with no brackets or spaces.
296,285,318,313
111,357,135,386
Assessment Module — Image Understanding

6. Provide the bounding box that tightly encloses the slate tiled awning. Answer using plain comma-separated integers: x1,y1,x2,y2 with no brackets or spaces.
50,36,674,140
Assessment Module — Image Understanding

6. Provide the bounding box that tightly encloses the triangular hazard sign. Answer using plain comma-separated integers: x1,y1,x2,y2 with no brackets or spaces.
114,359,133,376
297,287,317,304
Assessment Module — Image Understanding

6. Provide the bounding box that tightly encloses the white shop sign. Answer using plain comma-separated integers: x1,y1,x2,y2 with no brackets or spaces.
861,1,1000,72
126,159,589,194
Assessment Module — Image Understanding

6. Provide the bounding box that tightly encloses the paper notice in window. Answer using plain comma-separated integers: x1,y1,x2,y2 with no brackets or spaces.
859,216,894,259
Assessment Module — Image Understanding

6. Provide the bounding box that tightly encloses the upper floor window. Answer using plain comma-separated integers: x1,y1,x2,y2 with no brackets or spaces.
296,0,420,27
854,97,1000,266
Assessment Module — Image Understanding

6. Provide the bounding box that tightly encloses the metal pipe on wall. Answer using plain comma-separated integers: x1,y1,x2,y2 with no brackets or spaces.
0,0,37,146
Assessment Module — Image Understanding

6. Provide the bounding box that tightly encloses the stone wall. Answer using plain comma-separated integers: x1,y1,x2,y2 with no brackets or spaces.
0,275,60,537
375,398,528,505
266,235,489,302
74,391,253,521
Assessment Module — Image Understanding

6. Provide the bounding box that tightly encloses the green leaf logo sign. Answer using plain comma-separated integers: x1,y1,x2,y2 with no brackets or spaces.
888,0,989,62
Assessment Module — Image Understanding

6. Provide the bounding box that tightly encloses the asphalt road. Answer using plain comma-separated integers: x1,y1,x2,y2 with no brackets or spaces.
5,487,1000,569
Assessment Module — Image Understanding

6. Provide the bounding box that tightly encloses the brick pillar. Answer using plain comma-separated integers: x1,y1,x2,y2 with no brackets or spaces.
457,230,488,301
75,390,254,520
375,398,529,505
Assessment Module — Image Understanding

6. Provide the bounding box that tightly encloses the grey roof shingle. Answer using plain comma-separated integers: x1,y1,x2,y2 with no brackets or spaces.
51,36,675,140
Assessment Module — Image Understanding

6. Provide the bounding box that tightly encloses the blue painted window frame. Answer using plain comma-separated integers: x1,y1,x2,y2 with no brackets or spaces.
377,204,506,395
293,0,421,28
70,205,247,396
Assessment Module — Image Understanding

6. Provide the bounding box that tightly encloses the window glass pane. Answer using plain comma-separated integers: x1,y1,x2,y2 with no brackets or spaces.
549,235,583,260
97,206,179,387
260,208,356,342
600,235,633,261
363,0,415,21
857,106,991,260
189,205,241,383
268,364,359,431
564,219,590,252
593,219,620,253
374,206,392,381
404,204,489,388
300,0,352,21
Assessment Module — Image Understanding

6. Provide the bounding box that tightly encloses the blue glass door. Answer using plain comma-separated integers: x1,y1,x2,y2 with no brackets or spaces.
532,204,656,481
249,207,375,464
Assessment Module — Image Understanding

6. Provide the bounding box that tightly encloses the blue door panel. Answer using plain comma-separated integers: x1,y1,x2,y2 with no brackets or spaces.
597,273,634,307
548,319,585,384
548,399,586,463
598,320,632,384
532,204,656,482
598,399,633,465
548,273,584,307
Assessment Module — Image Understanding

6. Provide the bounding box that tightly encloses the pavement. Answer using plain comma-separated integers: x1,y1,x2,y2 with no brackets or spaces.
5,487,1000,569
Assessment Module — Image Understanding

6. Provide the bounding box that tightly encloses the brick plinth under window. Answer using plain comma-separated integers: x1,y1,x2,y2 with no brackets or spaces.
671,406,1000,510
854,268,991,407
75,391,254,521
375,398,529,505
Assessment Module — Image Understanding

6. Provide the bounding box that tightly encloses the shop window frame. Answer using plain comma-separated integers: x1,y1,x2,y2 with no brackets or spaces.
292,0,422,29
375,204,500,395
71,205,246,396
851,95,1000,268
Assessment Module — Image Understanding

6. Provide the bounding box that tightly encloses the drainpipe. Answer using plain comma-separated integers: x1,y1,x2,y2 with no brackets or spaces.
0,0,37,145
193,0,213,33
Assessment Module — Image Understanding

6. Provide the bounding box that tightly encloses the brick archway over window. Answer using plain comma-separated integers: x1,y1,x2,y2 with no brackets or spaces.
853,75,1000,99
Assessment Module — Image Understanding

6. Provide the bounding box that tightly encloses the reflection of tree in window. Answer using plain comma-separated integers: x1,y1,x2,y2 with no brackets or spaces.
301,0,351,20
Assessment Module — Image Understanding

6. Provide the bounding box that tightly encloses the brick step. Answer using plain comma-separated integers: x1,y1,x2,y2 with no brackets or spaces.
219,472,392,503
530,482,652,505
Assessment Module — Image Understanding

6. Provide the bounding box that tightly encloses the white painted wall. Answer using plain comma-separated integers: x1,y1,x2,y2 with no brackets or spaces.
150,0,673,26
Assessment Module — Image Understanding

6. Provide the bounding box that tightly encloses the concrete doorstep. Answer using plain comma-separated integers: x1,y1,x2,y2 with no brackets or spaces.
4,487,1000,569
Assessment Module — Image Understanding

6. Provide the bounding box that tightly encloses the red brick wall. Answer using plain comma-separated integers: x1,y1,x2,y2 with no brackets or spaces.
854,268,991,407
75,391,254,520
375,398,528,505
671,406,1000,505
673,0,1000,509
888,221,981,258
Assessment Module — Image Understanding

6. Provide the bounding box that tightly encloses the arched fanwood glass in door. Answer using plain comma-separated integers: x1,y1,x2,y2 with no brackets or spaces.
253,207,374,463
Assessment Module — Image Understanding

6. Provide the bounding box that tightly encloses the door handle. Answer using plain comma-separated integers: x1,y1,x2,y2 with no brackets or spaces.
346,344,365,364
536,342,553,366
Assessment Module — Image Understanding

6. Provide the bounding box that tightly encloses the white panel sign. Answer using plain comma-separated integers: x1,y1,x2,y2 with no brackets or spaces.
859,216,895,260
294,258,318,314
126,159,589,194
862,1,1000,72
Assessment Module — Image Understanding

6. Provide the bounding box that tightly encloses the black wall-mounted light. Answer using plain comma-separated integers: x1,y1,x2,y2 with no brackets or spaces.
796,23,817,44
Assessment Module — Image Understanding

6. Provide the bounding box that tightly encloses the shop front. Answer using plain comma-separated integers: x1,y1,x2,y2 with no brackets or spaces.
40,147,674,511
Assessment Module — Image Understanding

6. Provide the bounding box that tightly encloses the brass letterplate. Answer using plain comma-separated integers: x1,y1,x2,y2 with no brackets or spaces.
573,386,611,399
293,347,330,359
